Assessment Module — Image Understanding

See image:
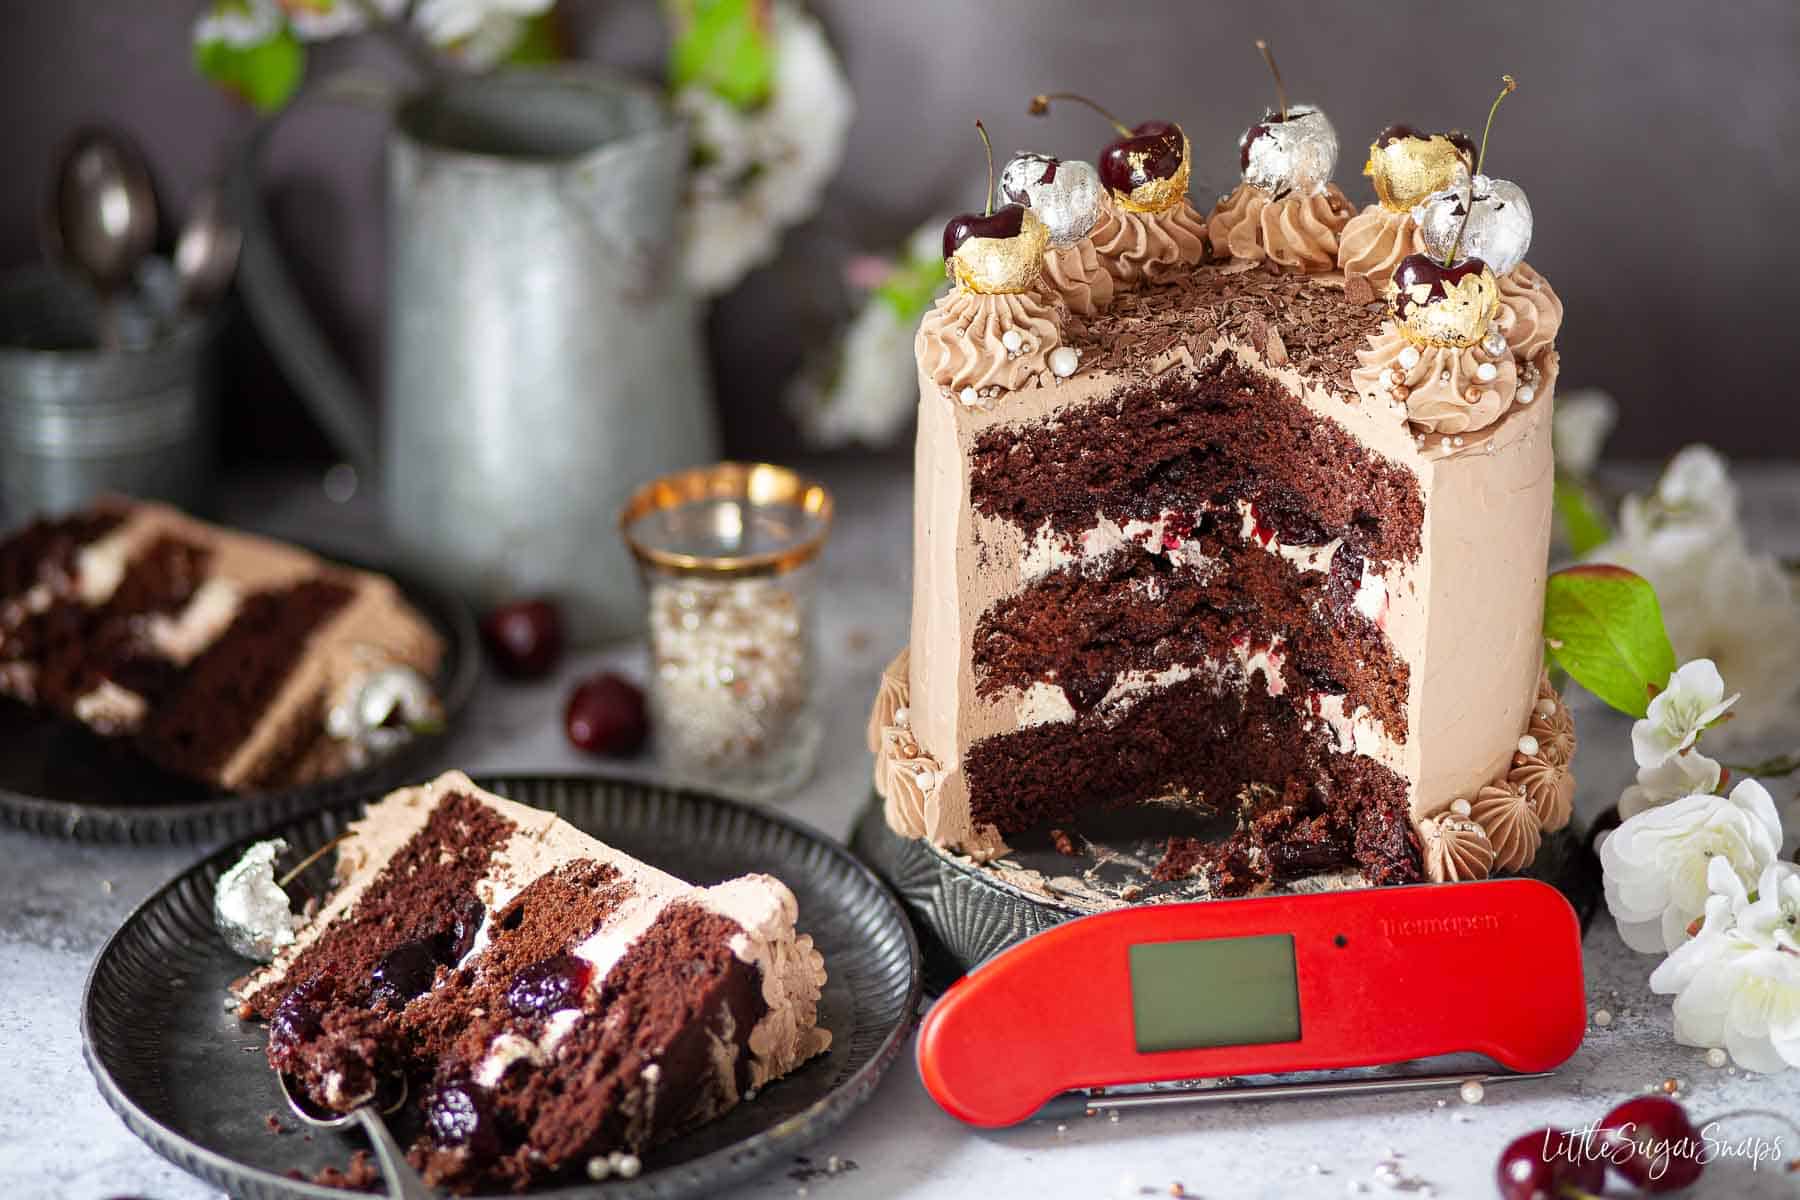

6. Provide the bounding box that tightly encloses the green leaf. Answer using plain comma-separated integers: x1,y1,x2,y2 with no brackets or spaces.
1553,475,1611,557
1542,565,1677,718
667,0,775,109
194,23,305,113
873,253,949,322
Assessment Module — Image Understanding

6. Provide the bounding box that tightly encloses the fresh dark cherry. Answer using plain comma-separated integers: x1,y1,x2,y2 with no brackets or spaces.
480,598,563,680
505,952,594,1018
1375,123,1477,160
564,672,648,756
369,937,440,1009
941,203,1026,259
424,1081,501,1161
1097,120,1185,196
269,976,335,1053
1390,253,1490,320
1495,1128,1606,1200
1598,1096,1705,1192
434,893,486,966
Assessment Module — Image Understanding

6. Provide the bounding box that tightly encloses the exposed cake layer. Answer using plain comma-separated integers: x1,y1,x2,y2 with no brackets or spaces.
961,675,1420,889
903,265,1557,863
235,772,829,1192
0,498,442,790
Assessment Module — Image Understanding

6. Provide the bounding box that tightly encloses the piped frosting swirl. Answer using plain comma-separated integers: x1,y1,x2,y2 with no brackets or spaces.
1087,200,1208,288
865,647,910,753
1040,239,1115,316
1419,815,1498,882
1510,669,1577,832
1336,203,1423,284
867,645,939,840
1352,321,1517,435
916,287,1065,395
1469,783,1541,873
1496,262,1563,361
1207,182,1353,272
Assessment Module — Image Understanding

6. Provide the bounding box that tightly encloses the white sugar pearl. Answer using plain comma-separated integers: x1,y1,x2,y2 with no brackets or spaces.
1458,1079,1485,1105
1475,361,1499,382
1397,346,1421,370
1379,369,1397,387
1706,1048,1728,1067
1049,346,1080,378
1001,328,1024,353
1536,699,1556,718
958,386,979,406
1518,734,1540,756
1483,330,1508,357
1593,1009,1614,1027
1450,798,1472,818
1517,385,1535,405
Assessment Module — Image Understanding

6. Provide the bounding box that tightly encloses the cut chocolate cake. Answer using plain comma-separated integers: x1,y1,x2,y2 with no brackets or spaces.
870,105,1576,894
232,771,830,1192
0,497,442,791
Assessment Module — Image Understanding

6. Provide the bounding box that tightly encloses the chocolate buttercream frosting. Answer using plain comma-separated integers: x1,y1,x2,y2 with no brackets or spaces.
1337,203,1423,285
1469,783,1541,873
1041,239,1114,316
1419,815,1497,882
1088,200,1208,288
916,287,1065,395
1496,262,1562,360
1353,321,1517,435
1207,182,1353,272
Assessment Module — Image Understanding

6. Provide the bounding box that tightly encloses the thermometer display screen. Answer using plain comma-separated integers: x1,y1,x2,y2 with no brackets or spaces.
1128,934,1301,1053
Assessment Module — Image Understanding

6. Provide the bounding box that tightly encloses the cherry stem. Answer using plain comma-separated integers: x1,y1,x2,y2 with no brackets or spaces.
974,119,995,217
1721,751,1800,778
1448,73,1517,264
277,830,357,890
1029,91,1131,137
1254,39,1287,123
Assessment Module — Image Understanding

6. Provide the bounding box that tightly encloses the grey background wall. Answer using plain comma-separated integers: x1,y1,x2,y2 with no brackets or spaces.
3,0,1797,462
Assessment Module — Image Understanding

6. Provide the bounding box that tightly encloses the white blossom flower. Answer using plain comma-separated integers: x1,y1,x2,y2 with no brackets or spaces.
1618,750,1723,820
1630,659,1738,768
679,3,854,296
412,0,551,48
194,0,284,48
1650,857,1800,1072
1593,445,1741,579
1600,779,1783,954
1552,388,1617,479
281,0,407,40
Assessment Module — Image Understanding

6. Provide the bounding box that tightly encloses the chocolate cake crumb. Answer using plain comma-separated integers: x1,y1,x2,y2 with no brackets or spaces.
312,1150,381,1192
1049,829,1079,857
969,356,1424,567
1343,272,1376,307
264,1112,285,1134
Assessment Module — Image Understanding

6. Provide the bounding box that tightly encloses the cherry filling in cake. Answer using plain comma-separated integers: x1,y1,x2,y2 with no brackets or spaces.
233,772,830,1192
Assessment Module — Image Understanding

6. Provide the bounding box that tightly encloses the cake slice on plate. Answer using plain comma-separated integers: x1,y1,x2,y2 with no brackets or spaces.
0,496,443,790
231,771,831,1191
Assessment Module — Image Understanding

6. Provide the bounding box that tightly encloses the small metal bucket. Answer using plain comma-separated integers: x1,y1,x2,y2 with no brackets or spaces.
0,267,216,525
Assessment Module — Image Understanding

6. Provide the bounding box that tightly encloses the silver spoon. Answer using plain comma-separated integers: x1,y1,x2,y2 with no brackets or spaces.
172,185,241,317
42,126,158,349
279,1073,434,1199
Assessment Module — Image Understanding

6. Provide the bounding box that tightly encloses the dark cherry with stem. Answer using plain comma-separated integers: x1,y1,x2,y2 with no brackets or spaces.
1238,38,1291,171
480,598,563,680
1376,123,1477,162
1028,92,1187,204
1447,75,1517,265
941,120,1027,258
565,671,648,755
1597,1095,1706,1192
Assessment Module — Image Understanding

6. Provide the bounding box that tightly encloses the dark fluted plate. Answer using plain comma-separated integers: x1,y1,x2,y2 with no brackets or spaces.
83,774,920,1199
851,794,1600,994
0,550,478,844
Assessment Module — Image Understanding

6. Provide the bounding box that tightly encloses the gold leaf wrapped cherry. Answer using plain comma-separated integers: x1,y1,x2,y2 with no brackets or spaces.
942,204,1051,294
1364,125,1475,212
1029,93,1192,215
1389,252,1499,349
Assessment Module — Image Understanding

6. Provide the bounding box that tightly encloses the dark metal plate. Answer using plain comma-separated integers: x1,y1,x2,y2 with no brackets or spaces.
850,794,1600,995
0,550,479,844
82,774,920,1198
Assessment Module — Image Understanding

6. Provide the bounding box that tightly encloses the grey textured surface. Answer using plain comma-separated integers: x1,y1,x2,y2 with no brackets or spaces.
3,457,1800,1199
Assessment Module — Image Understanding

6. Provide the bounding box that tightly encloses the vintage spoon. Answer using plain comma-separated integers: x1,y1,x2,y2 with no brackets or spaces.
43,126,158,348
279,1073,433,1199
172,184,241,317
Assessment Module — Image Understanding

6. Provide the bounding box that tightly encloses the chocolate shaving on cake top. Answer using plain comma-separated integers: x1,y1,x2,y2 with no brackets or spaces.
1064,265,1386,395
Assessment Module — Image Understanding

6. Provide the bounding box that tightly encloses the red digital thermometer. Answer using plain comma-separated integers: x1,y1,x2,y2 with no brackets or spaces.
918,878,1585,1128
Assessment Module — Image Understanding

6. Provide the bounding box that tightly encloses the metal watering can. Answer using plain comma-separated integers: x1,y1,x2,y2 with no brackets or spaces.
232,67,719,643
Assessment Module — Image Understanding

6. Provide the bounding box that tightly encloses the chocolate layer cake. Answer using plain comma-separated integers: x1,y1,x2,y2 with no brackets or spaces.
232,771,830,1192
870,115,1575,895
0,497,442,791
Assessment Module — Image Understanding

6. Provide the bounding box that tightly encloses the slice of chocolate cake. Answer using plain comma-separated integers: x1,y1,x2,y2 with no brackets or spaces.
0,497,442,791
232,771,831,1192
871,104,1576,895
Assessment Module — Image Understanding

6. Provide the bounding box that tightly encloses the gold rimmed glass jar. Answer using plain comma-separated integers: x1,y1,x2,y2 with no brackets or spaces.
619,462,832,799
